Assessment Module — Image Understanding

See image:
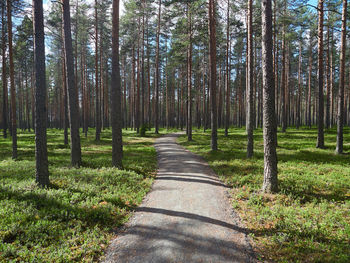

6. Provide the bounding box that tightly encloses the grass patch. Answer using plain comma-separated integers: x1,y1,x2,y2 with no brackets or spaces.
179,127,350,263
0,128,165,262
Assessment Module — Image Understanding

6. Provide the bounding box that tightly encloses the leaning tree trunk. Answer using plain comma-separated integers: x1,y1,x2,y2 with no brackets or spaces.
246,0,254,157
7,0,17,159
261,0,278,193
209,0,217,150
316,0,325,149
336,0,347,154
33,0,49,187
62,0,82,167
111,0,123,168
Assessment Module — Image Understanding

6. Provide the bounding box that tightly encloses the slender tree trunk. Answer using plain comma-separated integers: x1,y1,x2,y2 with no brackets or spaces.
273,0,278,123
136,21,141,133
141,1,145,128
307,36,312,128
296,40,302,129
336,0,347,154
111,0,123,168
281,22,287,132
62,0,82,167
209,0,217,150
33,0,49,187
61,16,69,145
95,0,101,141
330,29,334,127
261,0,278,193
247,0,254,157
25,68,30,131
154,0,161,134
316,0,325,148
1,1,7,139
187,2,192,141
225,0,230,137
7,0,17,159
325,26,330,129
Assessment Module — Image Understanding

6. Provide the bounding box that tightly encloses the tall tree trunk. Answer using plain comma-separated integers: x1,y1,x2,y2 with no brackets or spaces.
136,20,141,133
141,0,145,128
1,1,7,139
154,0,161,134
62,0,82,167
246,0,254,157
209,0,217,150
296,40,302,129
111,0,123,168
7,0,17,159
325,26,330,129
316,0,324,148
281,22,287,132
330,29,334,127
307,36,312,128
187,2,192,141
25,68,30,131
273,0,278,123
61,15,69,145
33,0,49,187
336,0,347,154
95,0,101,141
261,0,278,193
224,0,230,136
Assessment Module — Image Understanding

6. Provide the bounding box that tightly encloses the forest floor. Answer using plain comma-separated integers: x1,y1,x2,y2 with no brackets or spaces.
178,127,350,263
0,128,167,262
103,133,255,263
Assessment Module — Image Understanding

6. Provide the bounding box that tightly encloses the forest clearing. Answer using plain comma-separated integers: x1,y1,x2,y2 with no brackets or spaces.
1,0,350,262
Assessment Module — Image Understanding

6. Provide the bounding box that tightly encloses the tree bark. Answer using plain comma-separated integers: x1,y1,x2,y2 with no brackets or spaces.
95,0,101,141
336,0,347,154
209,0,217,150
316,0,324,148
307,36,312,128
33,0,49,187
281,19,287,132
111,0,123,168
296,40,302,129
224,0,230,137
246,0,254,157
325,26,330,129
7,0,17,159
261,0,278,193
187,2,192,141
154,0,161,134
1,1,7,139
62,0,82,167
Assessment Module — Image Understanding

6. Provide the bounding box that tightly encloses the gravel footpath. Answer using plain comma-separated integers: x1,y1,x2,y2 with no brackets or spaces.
103,133,255,263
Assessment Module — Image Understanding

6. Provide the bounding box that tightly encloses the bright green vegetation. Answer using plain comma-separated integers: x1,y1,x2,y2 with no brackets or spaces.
179,128,350,263
0,128,163,262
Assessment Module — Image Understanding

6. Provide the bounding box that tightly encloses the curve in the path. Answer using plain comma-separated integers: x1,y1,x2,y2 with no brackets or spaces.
103,133,255,263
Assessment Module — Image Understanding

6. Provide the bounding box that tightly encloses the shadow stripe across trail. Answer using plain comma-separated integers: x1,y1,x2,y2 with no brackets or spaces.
103,133,255,263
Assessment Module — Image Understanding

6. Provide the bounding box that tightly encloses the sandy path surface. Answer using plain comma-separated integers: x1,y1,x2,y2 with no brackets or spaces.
103,133,255,263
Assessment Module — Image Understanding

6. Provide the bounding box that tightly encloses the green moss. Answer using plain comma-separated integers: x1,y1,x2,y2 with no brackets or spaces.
179,127,350,263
